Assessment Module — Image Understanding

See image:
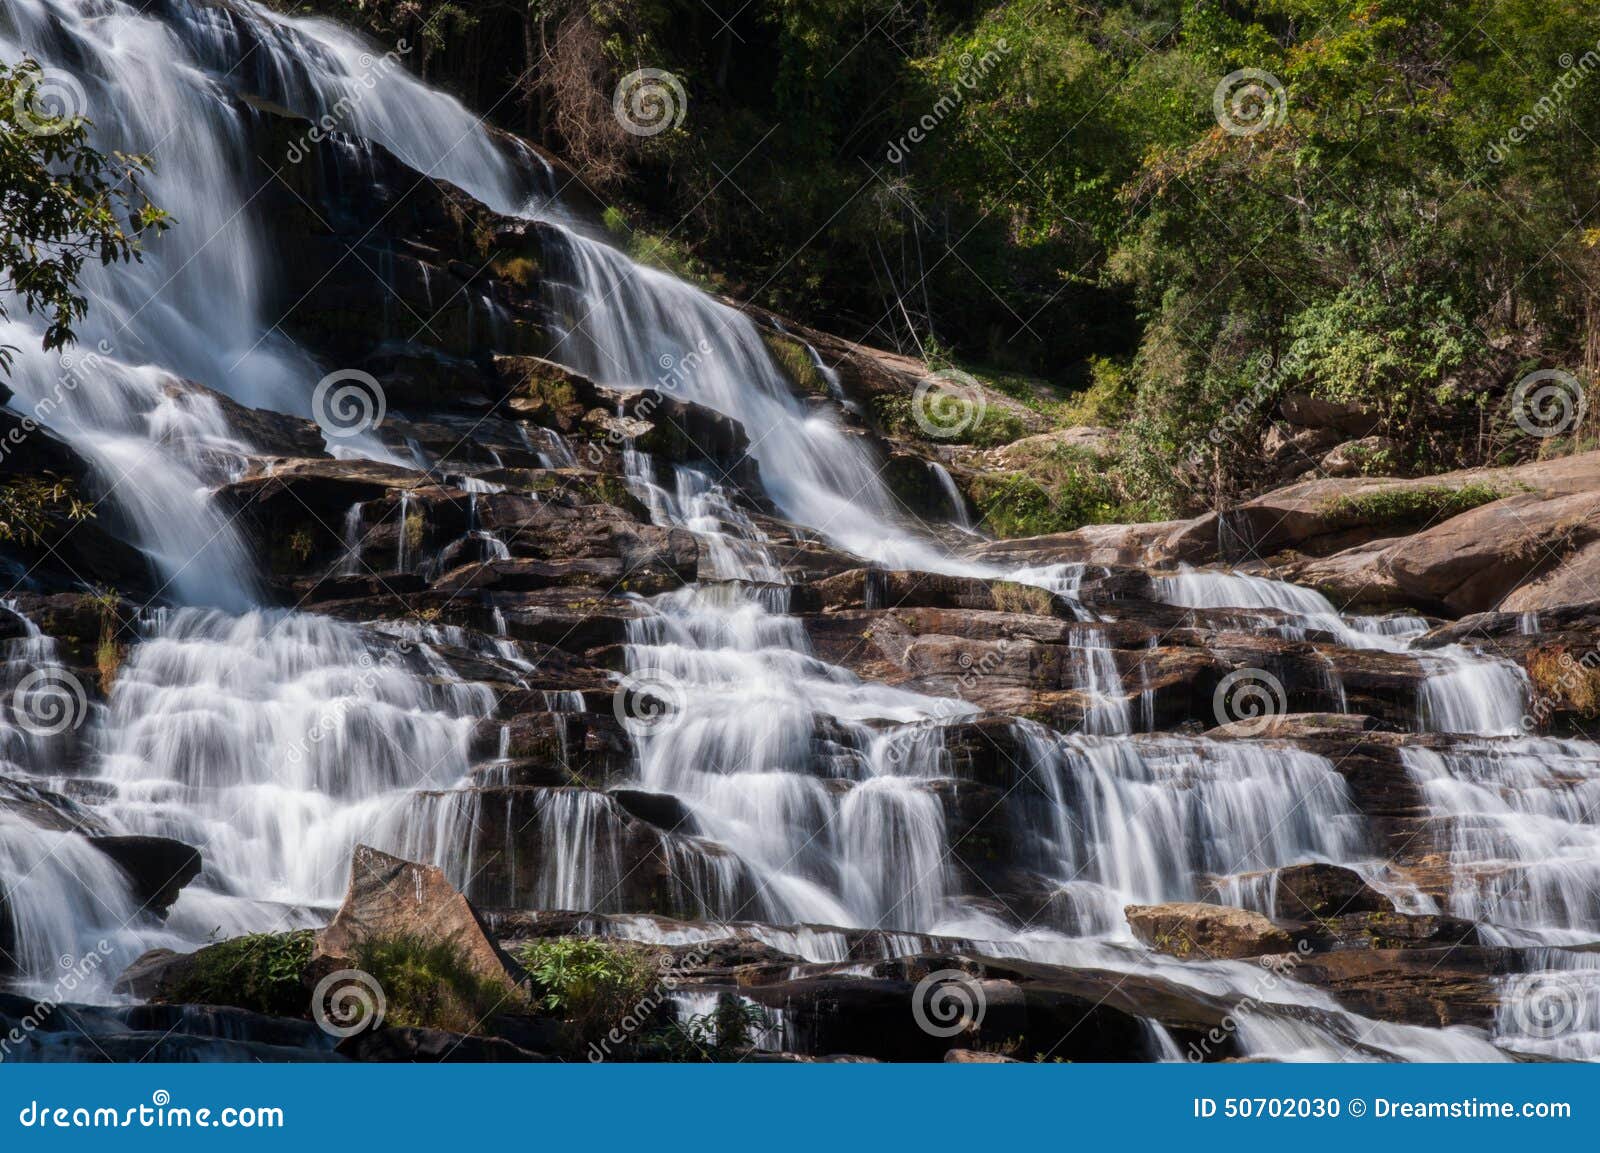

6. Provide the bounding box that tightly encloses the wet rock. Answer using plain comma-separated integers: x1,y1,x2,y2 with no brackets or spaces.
943,1048,1021,1063
88,835,203,916
1125,902,1295,961
1269,863,1394,921
317,845,517,984
336,1025,553,1062
1283,946,1519,1028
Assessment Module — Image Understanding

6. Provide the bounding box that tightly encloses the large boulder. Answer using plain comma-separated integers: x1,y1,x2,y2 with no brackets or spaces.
1125,902,1294,960
88,835,202,915
316,845,516,985
1267,863,1394,921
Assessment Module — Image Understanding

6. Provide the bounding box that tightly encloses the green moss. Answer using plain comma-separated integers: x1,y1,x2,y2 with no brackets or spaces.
1322,481,1503,525
762,332,827,395
990,581,1057,616
164,931,315,1017
351,933,519,1034
965,445,1155,538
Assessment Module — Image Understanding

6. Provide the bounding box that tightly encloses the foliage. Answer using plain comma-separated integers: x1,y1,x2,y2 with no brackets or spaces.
1321,482,1505,526
0,59,168,375
517,937,657,1044
0,476,92,546
351,933,518,1033
165,931,315,1017
647,997,772,1061
276,1,1600,514
966,443,1157,537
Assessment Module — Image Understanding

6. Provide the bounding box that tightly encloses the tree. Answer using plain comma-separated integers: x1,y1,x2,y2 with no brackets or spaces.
0,59,168,375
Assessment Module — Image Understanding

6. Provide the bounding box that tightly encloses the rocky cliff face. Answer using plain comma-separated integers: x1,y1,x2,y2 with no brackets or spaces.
3,0,1600,1065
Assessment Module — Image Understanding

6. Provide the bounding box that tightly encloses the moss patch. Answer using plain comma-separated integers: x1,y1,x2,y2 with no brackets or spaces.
990,581,1058,616
762,332,827,396
1321,481,1503,526
965,444,1152,538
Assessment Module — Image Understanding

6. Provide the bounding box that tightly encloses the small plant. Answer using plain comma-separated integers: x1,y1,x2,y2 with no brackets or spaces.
646,997,773,1061
351,933,519,1034
0,476,92,546
287,527,315,563
164,930,315,1017
517,937,657,1046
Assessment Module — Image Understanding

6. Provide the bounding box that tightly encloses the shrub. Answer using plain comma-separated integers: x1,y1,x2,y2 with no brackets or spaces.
649,997,773,1061
517,937,658,1046
351,933,518,1034
164,931,315,1017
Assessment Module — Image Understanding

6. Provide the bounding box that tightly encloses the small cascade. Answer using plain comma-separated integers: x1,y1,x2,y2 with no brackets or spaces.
337,502,366,577
1401,740,1600,939
1068,627,1133,735
94,609,493,934
1012,723,1368,935
928,462,975,531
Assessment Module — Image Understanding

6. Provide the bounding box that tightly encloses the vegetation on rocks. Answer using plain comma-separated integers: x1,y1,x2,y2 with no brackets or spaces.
163,931,315,1018
351,933,519,1034
1322,482,1507,527
517,937,657,1046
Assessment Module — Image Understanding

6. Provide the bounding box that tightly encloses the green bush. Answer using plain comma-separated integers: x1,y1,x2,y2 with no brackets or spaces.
648,997,773,1062
517,937,658,1045
164,931,314,1017
351,933,519,1034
